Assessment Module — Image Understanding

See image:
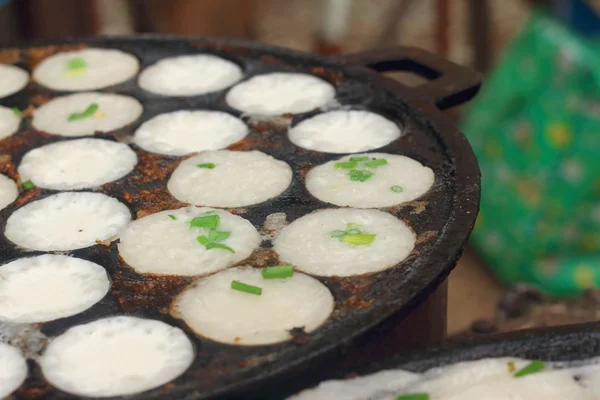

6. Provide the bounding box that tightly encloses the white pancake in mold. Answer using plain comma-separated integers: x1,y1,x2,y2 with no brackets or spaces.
18,138,137,190
306,153,435,208
0,105,21,141
0,254,110,323
139,54,243,96
0,174,18,211
288,110,401,153
226,72,335,115
0,64,28,98
133,110,248,156
0,343,27,398
32,92,142,137
33,48,139,91
168,150,292,207
5,192,131,251
39,316,194,398
118,207,261,276
173,266,334,345
274,208,415,277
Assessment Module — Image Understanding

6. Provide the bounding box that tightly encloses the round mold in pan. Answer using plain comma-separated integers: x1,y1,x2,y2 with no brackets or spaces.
0,37,481,400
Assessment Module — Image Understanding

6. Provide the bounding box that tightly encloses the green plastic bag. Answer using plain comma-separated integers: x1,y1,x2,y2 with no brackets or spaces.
460,10,600,296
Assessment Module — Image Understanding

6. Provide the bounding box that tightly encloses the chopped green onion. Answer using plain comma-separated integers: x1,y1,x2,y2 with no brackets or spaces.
12,107,22,118
348,169,373,182
514,360,544,378
349,156,368,162
343,233,376,245
334,162,357,169
364,158,388,168
206,242,235,253
190,214,220,229
207,230,231,242
262,265,294,279
358,171,373,182
168,214,177,220
346,223,361,230
330,230,346,238
346,229,361,235
391,185,403,193
196,163,216,169
21,180,34,190
68,103,99,122
66,57,87,70
196,235,210,246
231,280,262,295
396,394,429,400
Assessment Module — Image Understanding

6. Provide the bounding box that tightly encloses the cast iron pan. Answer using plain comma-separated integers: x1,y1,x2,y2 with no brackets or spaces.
0,37,481,399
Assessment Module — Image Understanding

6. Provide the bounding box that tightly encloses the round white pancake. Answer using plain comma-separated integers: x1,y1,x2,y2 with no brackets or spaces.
139,54,243,96
5,192,131,251
306,153,434,208
173,266,334,345
226,72,335,115
33,48,139,91
133,110,248,156
32,92,142,137
288,110,401,153
0,64,28,98
39,316,194,398
274,208,415,276
18,138,137,190
0,105,21,141
0,343,27,398
0,174,18,211
118,207,261,276
168,150,292,207
0,254,109,323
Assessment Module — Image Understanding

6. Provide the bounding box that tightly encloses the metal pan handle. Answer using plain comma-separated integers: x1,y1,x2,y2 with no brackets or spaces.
334,46,482,110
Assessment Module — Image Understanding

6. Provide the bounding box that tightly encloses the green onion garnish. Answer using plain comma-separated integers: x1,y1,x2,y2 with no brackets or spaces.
262,265,294,279
364,158,388,168
334,162,357,169
343,233,376,245
391,185,403,193
197,235,210,246
396,394,429,400
68,103,99,122
514,360,544,378
345,229,361,235
205,242,235,253
168,214,177,220
207,230,231,242
196,163,216,169
349,156,368,162
21,180,34,190
12,107,22,118
346,223,361,230
231,280,262,295
349,170,373,182
330,230,346,238
67,57,87,70
190,214,220,229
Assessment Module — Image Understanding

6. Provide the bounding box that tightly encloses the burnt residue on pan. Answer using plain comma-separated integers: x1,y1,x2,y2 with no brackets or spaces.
0,37,480,399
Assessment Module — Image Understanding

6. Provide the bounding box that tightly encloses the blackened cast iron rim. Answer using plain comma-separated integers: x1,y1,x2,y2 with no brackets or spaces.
0,35,481,399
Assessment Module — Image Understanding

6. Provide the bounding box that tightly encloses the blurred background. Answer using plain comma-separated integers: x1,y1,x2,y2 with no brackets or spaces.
1,0,599,337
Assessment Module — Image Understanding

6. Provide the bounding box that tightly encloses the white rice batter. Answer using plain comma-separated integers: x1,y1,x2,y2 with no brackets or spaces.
0,64,28,98
139,54,243,96
118,207,261,276
39,316,194,398
173,266,334,345
274,208,415,276
306,153,435,208
32,92,143,137
0,343,27,399
0,105,21,141
18,138,137,190
0,174,18,211
33,48,139,91
226,72,335,115
5,192,131,251
133,110,248,156
288,110,401,153
168,150,292,207
0,254,109,323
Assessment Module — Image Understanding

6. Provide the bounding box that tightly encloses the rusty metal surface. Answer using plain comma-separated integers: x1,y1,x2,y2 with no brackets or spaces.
0,37,480,399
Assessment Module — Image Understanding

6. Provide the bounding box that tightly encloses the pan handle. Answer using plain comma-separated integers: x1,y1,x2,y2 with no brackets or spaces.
333,46,482,110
